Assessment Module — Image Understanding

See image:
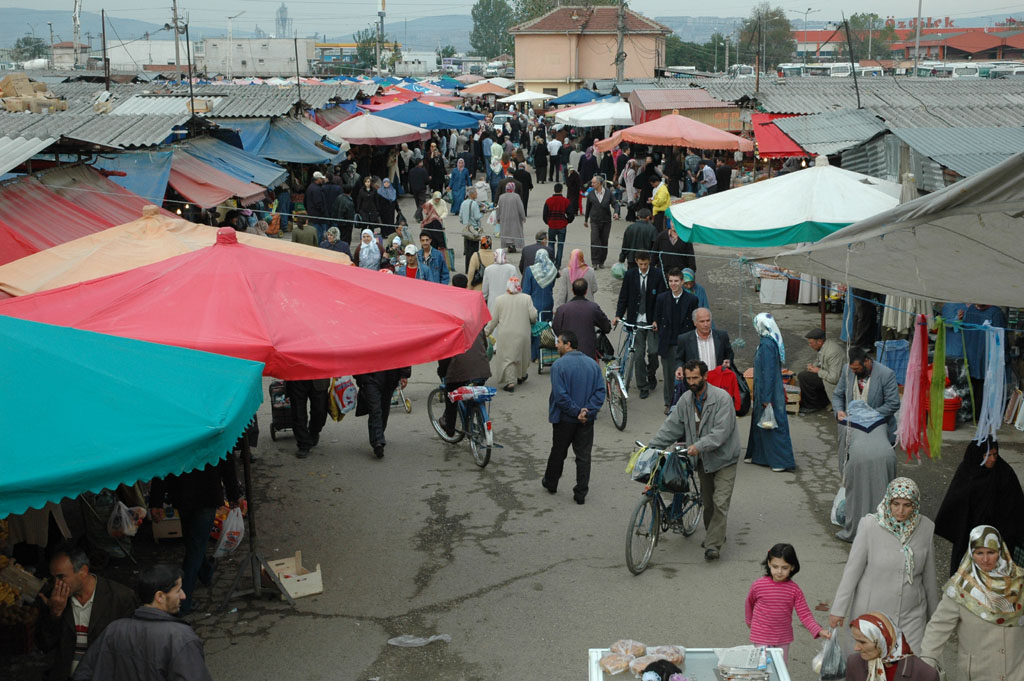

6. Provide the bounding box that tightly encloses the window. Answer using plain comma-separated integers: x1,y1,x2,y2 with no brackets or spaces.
261,43,269,50
241,60,247,66
258,59,265,65
543,88,558,96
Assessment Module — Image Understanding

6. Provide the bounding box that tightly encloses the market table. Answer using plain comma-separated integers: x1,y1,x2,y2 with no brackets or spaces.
587,647,792,681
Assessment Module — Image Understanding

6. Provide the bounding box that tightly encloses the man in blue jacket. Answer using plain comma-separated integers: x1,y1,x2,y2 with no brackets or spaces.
415,233,450,285
542,330,606,505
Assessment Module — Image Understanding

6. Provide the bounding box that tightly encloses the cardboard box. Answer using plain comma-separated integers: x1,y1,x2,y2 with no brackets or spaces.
31,82,47,93
0,74,34,98
266,551,323,600
3,97,29,113
152,508,183,542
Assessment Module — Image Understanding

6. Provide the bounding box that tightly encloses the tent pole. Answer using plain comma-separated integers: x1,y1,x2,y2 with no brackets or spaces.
241,437,261,598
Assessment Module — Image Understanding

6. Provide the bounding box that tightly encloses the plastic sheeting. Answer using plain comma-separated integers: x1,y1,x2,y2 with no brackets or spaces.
549,89,599,106
184,137,288,188
750,113,807,158
0,207,352,297
168,151,266,209
38,165,176,226
0,177,114,266
91,151,173,205
0,227,490,380
373,100,480,130
215,118,272,154
1,315,264,519
257,117,337,164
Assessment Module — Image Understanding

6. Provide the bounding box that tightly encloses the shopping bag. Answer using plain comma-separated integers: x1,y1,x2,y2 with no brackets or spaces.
830,487,846,527
107,502,144,538
757,403,779,429
658,452,689,493
213,507,245,558
329,376,358,422
811,630,846,680
734,366,752,417
627,447,659,483
540,325,557,349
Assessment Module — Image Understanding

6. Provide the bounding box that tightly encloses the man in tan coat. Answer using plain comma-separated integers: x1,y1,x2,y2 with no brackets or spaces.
798,328,845,415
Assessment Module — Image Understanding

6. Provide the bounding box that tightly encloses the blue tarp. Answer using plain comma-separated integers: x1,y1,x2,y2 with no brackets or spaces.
374,100,480,130
257,117,336,164
184,137,288,188
216,118,272,154
1,316,264,519
430,77,463,90
549,89,599,106
92,151,173,205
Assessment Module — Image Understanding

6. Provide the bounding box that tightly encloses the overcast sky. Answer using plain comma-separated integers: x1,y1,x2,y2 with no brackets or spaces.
17,1,1023,37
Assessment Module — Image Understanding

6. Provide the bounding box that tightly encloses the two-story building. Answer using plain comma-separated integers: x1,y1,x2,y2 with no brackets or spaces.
509,6,671,97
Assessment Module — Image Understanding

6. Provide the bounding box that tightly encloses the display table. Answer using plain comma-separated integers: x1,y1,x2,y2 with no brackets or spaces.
587,647,792,681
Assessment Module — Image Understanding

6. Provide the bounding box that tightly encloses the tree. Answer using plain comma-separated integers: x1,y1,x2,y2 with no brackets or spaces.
388,41,403,72
512,0,615,23
436,44,456,66
354,27,377,69
470,0,514,59
839,13,899,61
11,36,47,61
737,2,794,71
665,35,713,72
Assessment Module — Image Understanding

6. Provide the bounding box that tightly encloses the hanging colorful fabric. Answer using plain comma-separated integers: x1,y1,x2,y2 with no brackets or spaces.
927,317,946,459
974,322,1006,444
897,314,929,460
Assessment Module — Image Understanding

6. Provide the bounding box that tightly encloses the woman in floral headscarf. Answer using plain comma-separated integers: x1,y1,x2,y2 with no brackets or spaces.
831,478,939,656
846,611,938,681
921,525,1024,680
747,312,795,472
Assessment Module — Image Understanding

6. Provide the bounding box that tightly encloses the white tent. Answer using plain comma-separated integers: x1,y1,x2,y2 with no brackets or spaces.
497,89,554,103
481,77,516,89
669,158,901,247
772,152,1024,307
554,99,633,128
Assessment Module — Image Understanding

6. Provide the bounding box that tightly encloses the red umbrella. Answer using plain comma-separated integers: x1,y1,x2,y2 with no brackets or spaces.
594,114,754,153
0,228,489,379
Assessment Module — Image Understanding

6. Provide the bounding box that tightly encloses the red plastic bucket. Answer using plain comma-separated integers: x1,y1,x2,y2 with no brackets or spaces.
943,396,962,431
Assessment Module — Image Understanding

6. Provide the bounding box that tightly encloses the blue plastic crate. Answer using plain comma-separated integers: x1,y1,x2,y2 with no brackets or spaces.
875,340,910,386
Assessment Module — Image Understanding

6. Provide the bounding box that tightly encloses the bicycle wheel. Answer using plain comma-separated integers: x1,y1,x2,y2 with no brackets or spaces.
625,494,659,575
680,468,703,537
466,404,491,468
607,376,627,431
427,388,464,443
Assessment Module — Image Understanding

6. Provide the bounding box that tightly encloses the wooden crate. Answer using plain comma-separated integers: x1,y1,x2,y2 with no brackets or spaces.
266,551,323,600
784,385,801,414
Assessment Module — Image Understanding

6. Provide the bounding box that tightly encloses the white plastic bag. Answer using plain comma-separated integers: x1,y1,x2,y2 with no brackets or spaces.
213,507,245,558
830,487,846,527
387,634,451,647
812,630,846,680
757,403,779,429
107,502,144,538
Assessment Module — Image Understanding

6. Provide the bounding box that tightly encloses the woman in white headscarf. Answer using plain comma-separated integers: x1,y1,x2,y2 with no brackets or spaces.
522,248,557,361
484,275,537,393
845,611,937,681
354,228,381,270
481,248,517,315
746,312,795,471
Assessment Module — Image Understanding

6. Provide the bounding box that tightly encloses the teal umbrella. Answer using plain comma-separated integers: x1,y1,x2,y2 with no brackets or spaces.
0,316,264,519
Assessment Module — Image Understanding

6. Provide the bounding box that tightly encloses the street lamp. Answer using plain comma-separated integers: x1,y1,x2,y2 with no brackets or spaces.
226,10,246,79
714,41,724,73
788,7,820,65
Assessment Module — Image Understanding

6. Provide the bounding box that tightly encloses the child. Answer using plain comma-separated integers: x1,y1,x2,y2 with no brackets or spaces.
744,543,829,665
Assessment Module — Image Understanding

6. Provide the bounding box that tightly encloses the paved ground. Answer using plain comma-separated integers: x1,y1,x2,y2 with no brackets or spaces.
6,182,1023,680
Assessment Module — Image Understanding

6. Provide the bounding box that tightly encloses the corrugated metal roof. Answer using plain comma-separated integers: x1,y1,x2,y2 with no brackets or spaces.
774,109,887,156
0,112,197,149
0,136,57,175
887,127,1024,177
628,88,734,110
111,95,227,116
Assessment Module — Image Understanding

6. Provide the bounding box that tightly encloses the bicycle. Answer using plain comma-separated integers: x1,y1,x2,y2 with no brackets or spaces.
390,386,412,414
604,321,654,431
625,441,704,575
426,382,496,467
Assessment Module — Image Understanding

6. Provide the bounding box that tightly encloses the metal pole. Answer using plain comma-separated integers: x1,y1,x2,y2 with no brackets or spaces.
48,22,54,68
867,16,873,61
172,0,181,73
913,0,923,76
615,0,625,84
803,10,809,65
227,17,233,79
101,10,110,92
725,36,729,74
714,41,718,73
843,15,862,109
294,35,302,103
185,22,196,118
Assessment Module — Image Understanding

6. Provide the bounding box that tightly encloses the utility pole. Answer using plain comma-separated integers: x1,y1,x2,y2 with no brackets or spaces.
912,0,923,76
47,22,54,68
294,35,302,100
867,16,873,61
615,0,626,84
227,11,245,79
184,21,196,120
754,17,760,94
724,36,729,74
842,14,861,108
101,9,109,92
172,0,181,72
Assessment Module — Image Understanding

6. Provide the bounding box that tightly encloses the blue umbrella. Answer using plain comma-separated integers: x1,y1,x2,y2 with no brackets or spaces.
374,99,481,130
1,316,264,519
549,89,599,106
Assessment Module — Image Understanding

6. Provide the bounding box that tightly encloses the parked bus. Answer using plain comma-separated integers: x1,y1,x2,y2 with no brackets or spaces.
914,62,980,78
728,64,755,78
855,65,884,77
777,63,806,78
805,62,852,77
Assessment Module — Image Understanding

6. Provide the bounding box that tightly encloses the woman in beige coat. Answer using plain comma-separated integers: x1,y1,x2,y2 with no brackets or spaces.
467,236,496,292
830,478,939,656
920,525,1024,681
484,276,537,392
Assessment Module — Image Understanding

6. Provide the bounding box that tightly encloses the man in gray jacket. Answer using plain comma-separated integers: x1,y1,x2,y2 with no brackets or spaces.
798,328,845,415
649,359,741,561
73,564,213,681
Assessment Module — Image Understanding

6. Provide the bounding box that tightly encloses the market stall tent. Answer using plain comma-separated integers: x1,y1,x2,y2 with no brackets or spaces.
372,100,481,130
669,159,901,247
168,151,265,208
497,90,554,104
554,99,633,127
0,228,490,379
329,112,431,146
773,151,1024,307
0,316,264,519
0,206,352,297
595,114,753,153
548,89,599,106
750,113,807,158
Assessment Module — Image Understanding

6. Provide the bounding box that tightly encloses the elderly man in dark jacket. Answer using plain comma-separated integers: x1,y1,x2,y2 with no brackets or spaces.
355,366,413,459
408,158,430,221
304,171,329,241
552,278,612,361
72,564,213,681
330,190,356,245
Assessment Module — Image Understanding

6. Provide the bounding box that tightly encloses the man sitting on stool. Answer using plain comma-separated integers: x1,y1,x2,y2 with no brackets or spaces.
797,328,845,415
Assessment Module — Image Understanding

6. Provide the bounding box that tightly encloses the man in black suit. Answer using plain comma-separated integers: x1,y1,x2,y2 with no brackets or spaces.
518,231,554,274
614,251,665,399
583,174,616,268
675,307,734,380
653,268,700,413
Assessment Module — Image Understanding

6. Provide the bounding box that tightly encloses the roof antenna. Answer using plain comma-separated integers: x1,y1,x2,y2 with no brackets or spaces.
841,12,862,109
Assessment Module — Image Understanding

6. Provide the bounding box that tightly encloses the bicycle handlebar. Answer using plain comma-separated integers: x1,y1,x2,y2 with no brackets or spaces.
618,322,655,330
634,440,687,453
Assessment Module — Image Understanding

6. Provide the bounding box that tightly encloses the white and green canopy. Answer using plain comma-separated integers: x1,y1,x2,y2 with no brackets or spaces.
669,161,901,248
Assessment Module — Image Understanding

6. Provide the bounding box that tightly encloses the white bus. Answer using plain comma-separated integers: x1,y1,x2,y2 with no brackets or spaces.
777,63,806,77
728,64,755,78
855,65,884,77
805,62,852,77
915,62,981,78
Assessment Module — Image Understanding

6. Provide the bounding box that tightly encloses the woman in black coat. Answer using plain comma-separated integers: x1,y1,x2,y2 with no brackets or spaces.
355,175,380,228
532,136,548,185
565,168,582,220
427,147,447,193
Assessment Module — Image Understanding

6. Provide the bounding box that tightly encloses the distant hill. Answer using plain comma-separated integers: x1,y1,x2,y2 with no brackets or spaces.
336,14,473,53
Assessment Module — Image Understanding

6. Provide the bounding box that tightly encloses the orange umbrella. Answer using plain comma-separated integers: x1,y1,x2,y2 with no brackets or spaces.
594,114,753,153
461,82,512,96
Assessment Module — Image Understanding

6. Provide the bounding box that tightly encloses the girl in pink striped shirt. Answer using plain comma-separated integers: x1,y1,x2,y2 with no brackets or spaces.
744,543,830,666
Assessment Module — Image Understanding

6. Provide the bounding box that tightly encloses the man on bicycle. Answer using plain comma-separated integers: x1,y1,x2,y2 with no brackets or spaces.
648,359,741,561
614,251,665,400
